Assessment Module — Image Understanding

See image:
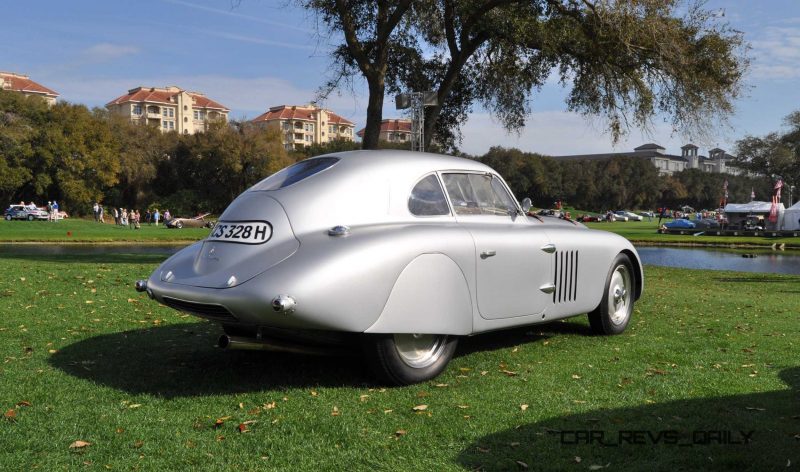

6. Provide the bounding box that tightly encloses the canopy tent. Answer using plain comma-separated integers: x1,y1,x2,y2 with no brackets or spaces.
724,201,784,230
783,201,800,231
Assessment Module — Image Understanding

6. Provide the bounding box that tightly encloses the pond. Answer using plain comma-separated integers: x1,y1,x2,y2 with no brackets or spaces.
1,243,798,275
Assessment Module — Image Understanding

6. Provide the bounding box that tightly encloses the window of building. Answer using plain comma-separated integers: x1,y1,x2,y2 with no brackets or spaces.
169,108,174,117
442,173,517,216
162,121,168,129
184,117,188,122
408,174,449,216
162,108,168,117
329,125,335,134
184,105,188,111
133,105,142,115
194,111,199,120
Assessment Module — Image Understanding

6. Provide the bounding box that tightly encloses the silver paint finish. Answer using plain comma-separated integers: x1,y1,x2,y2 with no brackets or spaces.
144,150,643,338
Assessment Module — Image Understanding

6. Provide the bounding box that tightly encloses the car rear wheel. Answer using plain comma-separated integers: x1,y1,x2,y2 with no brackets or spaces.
363,333,458,385
4,215,10,221
27,215,34,221
588,253,634,335
175,221,183,229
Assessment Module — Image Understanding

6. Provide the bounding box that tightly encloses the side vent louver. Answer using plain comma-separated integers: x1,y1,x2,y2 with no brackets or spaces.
553,250,579,303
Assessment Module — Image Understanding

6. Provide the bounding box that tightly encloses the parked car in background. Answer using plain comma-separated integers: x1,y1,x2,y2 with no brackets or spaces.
639,211,655,218
663,219,696,229
4,204,49,221
577,214,604,222
611,211,629,222
136,151,644,385
616,211,643,221
165,213,215,229
694,219,721,229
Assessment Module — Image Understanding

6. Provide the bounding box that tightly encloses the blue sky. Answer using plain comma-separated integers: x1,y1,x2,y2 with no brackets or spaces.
2,0,799,156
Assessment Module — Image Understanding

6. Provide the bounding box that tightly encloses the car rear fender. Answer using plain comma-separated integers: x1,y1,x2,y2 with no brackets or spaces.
365,253,473,335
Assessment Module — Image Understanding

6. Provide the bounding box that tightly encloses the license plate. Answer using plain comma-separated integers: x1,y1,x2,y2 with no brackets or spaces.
207,220,272,244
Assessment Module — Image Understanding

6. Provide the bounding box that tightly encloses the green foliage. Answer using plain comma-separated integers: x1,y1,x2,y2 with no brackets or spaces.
734,110,800,188
307,0,747,152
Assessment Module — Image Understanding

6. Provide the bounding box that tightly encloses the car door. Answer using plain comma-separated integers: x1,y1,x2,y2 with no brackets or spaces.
441,172,553,319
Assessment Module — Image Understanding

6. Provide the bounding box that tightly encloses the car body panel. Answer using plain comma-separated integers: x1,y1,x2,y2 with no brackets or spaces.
144,150,643,339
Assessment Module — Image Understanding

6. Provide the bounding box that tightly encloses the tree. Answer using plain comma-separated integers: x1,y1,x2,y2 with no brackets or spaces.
734,111,800,189
307,0,747,151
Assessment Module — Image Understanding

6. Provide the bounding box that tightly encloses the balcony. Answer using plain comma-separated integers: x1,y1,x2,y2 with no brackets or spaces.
146,112,161,119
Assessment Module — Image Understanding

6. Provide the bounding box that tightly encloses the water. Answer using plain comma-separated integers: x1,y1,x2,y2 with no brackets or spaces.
1,243,798,275
636,246,800,275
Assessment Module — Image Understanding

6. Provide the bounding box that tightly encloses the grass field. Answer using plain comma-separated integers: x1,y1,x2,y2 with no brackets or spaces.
0,253,797,470
0,218,209,243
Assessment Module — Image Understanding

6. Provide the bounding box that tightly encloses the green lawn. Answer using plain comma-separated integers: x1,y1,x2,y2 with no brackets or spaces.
0,218,209,243
0,253,797,470
585,219,800,248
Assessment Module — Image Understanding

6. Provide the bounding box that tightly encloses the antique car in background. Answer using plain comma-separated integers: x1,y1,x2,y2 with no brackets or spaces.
136,151,644,385
165,213,215,229
616,210,643,221
4,204,49,221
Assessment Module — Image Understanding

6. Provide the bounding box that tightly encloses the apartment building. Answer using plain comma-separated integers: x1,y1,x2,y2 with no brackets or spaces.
251,104,355,151
0,71,59,105
106,86,229,134
555,143,743,176
356,118,413,144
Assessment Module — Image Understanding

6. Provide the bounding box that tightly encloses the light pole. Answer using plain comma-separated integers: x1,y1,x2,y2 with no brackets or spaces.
395,92,437,152
790,185,795,206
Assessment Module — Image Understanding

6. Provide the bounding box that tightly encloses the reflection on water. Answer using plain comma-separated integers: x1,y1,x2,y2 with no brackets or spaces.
636,246,800,275
0,243,798,275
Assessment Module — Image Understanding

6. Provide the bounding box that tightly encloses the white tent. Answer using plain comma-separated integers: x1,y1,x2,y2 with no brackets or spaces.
783,201,800,230
724,201,784,230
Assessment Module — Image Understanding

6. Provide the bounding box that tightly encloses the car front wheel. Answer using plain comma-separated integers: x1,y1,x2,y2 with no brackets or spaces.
175,221,183,229
588,253,634,335
27,215,34,221
4,215,10,221
363,333,458,385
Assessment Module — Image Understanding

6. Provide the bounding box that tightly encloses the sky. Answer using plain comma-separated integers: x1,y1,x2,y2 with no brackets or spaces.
2,0,799,157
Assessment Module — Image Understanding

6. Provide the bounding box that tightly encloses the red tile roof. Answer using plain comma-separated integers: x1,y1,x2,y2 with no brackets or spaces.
0,72,59,98
105,86,229,111
251,105,354,125
356,119,412,137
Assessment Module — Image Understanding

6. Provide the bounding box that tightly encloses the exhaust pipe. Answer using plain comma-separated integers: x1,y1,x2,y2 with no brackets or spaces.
217,334,351,356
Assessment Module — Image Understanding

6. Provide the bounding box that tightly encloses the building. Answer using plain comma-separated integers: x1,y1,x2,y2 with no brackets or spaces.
554,143,742,176
0,71,59,105
106,86,229,134
356,118,413,144
251,104,355,151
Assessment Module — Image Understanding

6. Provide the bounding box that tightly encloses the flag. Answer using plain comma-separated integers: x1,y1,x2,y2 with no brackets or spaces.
751,188,755,200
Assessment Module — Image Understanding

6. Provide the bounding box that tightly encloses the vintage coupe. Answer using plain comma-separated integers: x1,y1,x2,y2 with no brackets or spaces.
136,151,643,385
165,213,215,229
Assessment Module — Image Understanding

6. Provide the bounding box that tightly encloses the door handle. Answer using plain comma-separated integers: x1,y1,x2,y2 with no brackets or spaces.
541,243,556,253
480,250,496,259
539,283,556,294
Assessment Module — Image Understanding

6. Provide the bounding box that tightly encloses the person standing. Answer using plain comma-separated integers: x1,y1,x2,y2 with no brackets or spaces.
164,209,171,222
145,209,152,225
92,202,99,221
113,207,119,225
98,204,105,223
52,201,59,222
154,209,160,226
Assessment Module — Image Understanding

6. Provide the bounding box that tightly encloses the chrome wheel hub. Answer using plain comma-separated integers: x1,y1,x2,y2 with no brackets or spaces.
393,334,447,368
608,265,632,325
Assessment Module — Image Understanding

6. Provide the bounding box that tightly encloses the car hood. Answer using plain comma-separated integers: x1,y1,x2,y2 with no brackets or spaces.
156,193,299,289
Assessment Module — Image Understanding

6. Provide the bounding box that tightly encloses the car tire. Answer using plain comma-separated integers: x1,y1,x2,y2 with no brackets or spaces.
4,215,10,221
27,214,34,221
175,221,183,229
588,253,635,335
363,334,458,386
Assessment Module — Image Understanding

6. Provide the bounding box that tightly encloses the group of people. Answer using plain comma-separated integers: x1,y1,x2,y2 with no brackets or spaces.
91,202,172,228
45,201,59,221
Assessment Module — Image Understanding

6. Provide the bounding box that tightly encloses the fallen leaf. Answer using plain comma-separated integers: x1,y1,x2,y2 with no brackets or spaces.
480,371,489,376
459,367,471,372
589,464,609,470
238,402,244,409
509,442,520,447
383,409,393,414
571,374,582,379
15,401,31,407
745,406,766,411
500,369,518,377
238,423,250,433
331,406,340,416
476,446,490,453
434,383,448,388
457,405,469,409
263,401,277,410
132,440,143,449
213,416,231,429
310,390,318,397
128,404,142,409
394,430,407,437
574,456,582,463
516,460,529,469
4,409,16,420
359,395,369,402
412,404,428,411
520,404,529,411
69,440,91,449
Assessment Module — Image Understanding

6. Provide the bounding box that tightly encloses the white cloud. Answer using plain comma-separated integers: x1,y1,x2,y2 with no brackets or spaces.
749,24,800,79
160,0,312,33
82,43,140,62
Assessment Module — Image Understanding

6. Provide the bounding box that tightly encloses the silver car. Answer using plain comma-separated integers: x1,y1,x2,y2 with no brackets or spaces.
137,151,643,385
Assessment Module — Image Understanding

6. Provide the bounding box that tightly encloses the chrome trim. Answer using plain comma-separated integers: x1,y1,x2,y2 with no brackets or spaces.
541,243,556,253
539,283,556,294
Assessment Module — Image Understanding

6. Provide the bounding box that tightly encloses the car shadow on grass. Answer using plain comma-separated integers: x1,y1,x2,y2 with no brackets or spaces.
49,319,590,396
49,321,371,396
457,367,800,471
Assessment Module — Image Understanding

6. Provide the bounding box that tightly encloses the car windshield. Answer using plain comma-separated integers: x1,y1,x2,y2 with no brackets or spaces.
251,157,339,191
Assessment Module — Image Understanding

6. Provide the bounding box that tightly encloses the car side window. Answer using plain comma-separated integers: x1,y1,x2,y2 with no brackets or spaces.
442,173,517,216
408,174,450,216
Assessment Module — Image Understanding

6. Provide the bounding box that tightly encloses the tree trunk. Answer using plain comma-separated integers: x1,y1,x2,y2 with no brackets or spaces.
361,77,386,150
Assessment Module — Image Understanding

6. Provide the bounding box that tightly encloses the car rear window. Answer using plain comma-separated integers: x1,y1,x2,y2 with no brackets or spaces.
251,157,339,191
